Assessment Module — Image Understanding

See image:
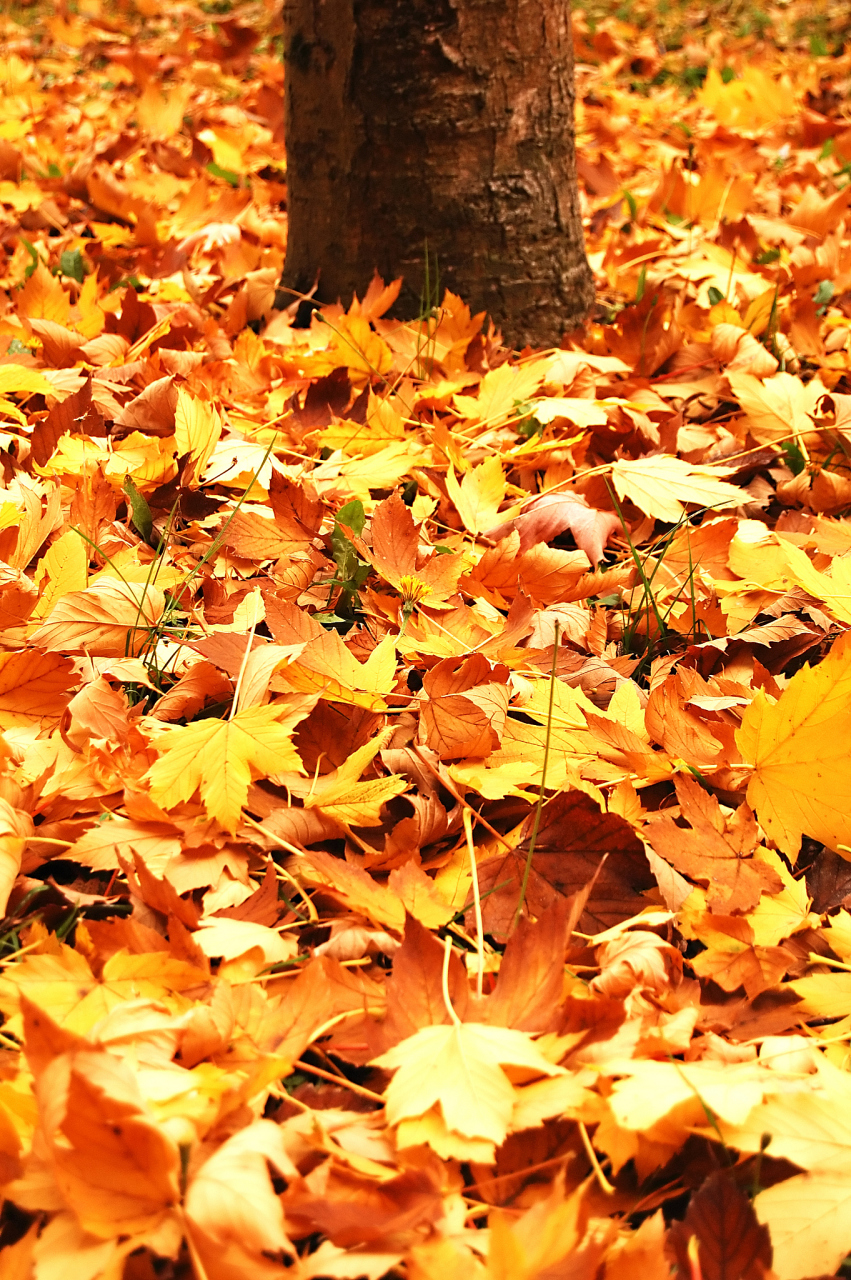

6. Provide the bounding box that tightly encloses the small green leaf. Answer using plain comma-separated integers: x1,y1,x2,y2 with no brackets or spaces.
814,280,835,311
707,286,724,306
58,248,86,283
19,237,39,280
779,440,806,476
123,476,155,546
206,161,241,187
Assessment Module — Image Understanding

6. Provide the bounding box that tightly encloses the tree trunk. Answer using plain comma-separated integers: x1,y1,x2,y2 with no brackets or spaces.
281,0,594,348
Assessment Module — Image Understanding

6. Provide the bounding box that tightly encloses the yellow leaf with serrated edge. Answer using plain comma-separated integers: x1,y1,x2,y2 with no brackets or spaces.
373,1022,562,1148
727,370,826,444
280,631,397,710
737,629,851,855
174,387,222,475
300,727,408,825
445,456,506,535
0,946,208,1036
307,774,409,827
326,314,392,379
610,455,743,523
453,359,548,426
146,703,308,832
30,528,88,623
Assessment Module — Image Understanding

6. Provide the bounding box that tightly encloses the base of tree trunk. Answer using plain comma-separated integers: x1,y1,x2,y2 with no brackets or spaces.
280,0,594,348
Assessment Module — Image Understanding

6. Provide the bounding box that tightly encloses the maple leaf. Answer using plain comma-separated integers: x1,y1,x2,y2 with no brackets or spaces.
445,456,507,535
609,455,743,523
419,652,510,760
643,776,782,913
374,1021,563,1152
737,630,851,856
145,703,308,832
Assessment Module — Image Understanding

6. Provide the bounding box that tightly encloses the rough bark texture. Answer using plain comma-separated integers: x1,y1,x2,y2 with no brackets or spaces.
281,0,594,347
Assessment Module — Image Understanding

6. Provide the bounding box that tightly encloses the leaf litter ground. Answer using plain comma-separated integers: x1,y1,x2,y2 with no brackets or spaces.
2,0,851,1276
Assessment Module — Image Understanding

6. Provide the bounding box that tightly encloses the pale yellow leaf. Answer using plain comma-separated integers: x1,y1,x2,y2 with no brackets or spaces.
610,455,742,523
532,397,613,428
374,1022,563,1147
194,920,297,965
174,387,223,475
185,1119,296,1255
727,370,826,444
754,1172,851,1280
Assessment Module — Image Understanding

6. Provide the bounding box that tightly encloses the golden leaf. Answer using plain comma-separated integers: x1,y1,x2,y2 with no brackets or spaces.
737,630,851,855
145,703,307,832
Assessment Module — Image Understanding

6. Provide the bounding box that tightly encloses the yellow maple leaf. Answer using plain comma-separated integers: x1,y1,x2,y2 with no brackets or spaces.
300,728,408,826
314,314,392,383
737,630,851,856
30,528,88,624
373,1022,562,1149
727,370,826,445
445,456,507,535
610,455,743,523
174,387,222,476
453,359,548,426
145,703,307,832
280,631,398,710
0,946,207,1036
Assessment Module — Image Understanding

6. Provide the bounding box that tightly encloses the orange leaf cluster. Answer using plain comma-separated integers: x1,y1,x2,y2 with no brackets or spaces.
1,0,851,1278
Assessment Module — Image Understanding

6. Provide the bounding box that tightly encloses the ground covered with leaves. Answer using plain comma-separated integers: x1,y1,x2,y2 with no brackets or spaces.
1,0,851,1275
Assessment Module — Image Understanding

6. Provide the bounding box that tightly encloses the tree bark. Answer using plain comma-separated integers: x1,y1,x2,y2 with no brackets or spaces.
281,0,594,348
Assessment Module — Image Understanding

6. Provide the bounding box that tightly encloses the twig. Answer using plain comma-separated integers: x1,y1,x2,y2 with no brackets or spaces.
294,1059,385,1104
578,1121,616,1196
441,935,462,1027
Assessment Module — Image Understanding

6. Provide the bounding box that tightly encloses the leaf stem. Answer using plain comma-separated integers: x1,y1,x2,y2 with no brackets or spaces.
463,807,484,998
441,935,461,1027
513,621,560,929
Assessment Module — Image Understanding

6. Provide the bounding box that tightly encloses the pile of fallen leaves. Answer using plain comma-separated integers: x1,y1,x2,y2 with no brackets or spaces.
1,0,851,1276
